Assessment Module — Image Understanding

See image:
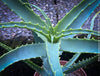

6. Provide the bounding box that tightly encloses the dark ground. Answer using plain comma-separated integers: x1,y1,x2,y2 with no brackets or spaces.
0,0,100,76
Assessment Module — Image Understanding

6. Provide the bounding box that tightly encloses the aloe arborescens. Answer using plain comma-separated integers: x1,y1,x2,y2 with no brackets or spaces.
0,0,100,76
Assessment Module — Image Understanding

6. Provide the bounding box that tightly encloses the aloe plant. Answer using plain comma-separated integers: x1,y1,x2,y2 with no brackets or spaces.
0,0,100,76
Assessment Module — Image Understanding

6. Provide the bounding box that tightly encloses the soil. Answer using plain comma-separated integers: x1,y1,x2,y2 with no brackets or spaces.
0,0,100,76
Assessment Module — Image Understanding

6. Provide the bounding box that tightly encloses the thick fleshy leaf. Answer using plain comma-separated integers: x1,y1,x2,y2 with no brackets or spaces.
87,11,100,38
24,3,52,27
0,43,46,71
60,38,99,53
46,41,63,76
0,22,48,34
41,57,52,76
0,42,48,75
66,0,100,29
63,55,98,74
64,53,80,68
0,22,49,42
54,0,96,32
1,0,48,28
32,31,44,43
56,29,100,38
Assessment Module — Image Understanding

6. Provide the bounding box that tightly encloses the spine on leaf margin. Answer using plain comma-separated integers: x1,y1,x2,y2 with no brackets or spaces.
63,55,99,74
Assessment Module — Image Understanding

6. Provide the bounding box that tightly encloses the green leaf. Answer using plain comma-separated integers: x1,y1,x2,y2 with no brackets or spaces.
0,22,50,42
0,43,46,71
91,11,100,30
24,3,52,27
41,57,52,76
23,59,48,76
60,38,99,53
0,22,48,34
0,42,12,51
32,31,44,43
0,42,47,75
63,55,98,74
46,41,63,76
66,0,100,29
1,0,48,28
87,11,100,38
54,0,100,32
21,0,29,3
56,29,100,38
64,53,80,68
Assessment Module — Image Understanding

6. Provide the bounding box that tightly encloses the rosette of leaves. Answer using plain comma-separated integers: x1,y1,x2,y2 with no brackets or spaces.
0,0,100,76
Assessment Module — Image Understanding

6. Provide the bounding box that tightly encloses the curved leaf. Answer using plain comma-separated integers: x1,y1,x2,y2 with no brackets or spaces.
1,0,48,28
54,0,96,32
60,38,100,53
63,55,98,74
0,22,50,41
64,53,80,68
0,42,47,75
0,43,46,71
66,0,100,29
54,29,100,42
24,3,52,27
0,22,48,34
56,29,100,38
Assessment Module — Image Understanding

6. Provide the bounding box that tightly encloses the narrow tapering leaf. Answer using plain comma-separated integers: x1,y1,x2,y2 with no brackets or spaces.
87,11,100,38
56,29,100,38
0,42,47,75
54,0,96,32
1,0,48,28
60,38,99,53
64,53,80,68
24,3,52,27
63,55,98,74
0,22,50,41
0,22,48,34
0,43,46,71
66,0,100,29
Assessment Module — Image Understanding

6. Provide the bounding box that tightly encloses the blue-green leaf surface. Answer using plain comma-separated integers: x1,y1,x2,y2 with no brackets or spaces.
56,29,100,38
66,0,100,29
41,57,52,76
60,38,99,53
63,55,98,74
32,31,44,43
0,42,47,75
24,3,52,27
46,41,63,76
0,22,48,34
0,43,46,71
1,0,48,28
54,0,96,32
64,53,80,68
0,22,49,42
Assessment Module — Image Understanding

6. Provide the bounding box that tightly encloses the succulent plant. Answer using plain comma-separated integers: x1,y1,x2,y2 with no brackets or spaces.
0,0,100,76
